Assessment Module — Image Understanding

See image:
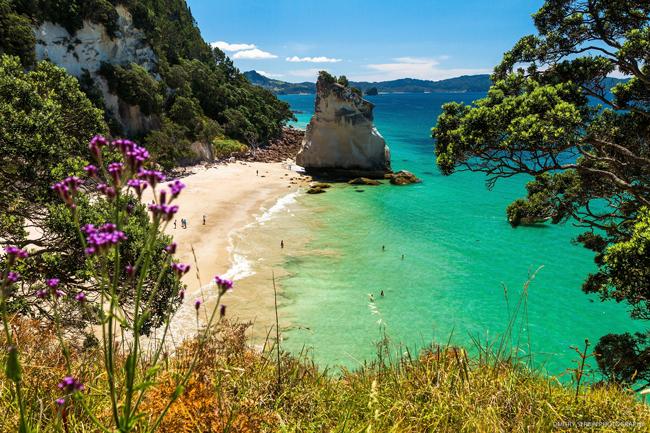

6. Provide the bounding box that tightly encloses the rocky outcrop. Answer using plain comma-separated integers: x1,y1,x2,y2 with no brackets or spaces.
348,177,381,186
33,5,158,135
296,73,390,177
238,127,305,163
385,170,421,185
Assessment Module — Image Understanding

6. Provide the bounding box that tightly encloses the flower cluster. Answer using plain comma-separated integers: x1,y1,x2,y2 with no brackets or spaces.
82,223,127,256
36,279,66,299
3,246,28,267
171,262,190,277
51,176,84,209
58,376,84,393
138,169,166,188
148,203,179,222
214,275,234,295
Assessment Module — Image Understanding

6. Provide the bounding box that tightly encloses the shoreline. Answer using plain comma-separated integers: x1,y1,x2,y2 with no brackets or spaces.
142,160,312,343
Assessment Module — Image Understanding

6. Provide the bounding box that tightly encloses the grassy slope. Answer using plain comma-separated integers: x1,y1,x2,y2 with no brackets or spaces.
1,319,648,432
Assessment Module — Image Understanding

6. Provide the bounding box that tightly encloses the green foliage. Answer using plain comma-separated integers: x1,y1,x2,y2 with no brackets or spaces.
2,0,293,166
212,137,247,159
337,74,349,87
14,0,119,36
145,117,192,169
431,0,650,384
0,1,35,67
100,62,163,115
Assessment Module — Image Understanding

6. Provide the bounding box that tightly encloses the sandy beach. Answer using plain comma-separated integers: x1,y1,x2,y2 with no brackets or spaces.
142,160,310,342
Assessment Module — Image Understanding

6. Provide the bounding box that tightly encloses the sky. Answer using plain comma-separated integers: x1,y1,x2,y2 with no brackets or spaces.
186,0,545,83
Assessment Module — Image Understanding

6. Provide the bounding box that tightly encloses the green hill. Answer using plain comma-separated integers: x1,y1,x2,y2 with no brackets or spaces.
244,70,493,94
0,0,293,167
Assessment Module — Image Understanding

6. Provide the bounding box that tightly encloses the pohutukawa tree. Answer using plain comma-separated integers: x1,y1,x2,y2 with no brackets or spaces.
432,0,649,386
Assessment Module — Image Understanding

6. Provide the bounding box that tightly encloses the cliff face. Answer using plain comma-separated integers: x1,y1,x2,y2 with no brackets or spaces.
296,74,391,176
33,5,159,135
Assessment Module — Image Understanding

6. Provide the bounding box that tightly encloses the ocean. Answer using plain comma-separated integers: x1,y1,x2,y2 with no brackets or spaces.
245,92,644,376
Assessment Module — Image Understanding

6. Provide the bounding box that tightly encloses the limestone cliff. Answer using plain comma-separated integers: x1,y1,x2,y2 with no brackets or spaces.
33,5,158,135
296,73,391,176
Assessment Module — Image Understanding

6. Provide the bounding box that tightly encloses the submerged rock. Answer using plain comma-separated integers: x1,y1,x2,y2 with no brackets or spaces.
348,177,381,186
385,170,421,185
307,187,326,194
296,72,391,176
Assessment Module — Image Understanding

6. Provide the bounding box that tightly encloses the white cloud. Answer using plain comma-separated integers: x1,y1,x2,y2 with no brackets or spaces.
210,41,256,52
357,57,490,81
288,68,321,79
286,56,342,63
232,48,278,60
257,70,284,78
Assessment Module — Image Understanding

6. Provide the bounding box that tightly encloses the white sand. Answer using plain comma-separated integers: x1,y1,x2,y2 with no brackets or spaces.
142,161,310,341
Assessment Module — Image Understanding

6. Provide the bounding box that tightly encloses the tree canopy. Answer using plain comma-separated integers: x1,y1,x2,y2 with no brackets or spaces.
432,0,649,385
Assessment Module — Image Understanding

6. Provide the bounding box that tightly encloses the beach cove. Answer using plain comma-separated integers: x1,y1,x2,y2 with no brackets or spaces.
158,92,645,377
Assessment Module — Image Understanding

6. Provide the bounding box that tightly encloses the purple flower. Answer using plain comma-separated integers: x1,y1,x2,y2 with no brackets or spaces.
6,272,19,283
82,223,127,256
52,177,82,208
125,264,135,278
89,135,108,161
4,246,28,259
164,242,177,254
46,278,59,288
127,179,147,198
107,162,124,186
111,138,136,155
138,169,166,188
194,299,202,311
58,376,84,393
125,144,149,172
171,262,190,277
179,290,185,301
214,276,234,295
96,183,117,200
75,292,86,302
54,289,65,298
55,398,65,407
159,189,167,205
148,203,178,222
168,180,185,198
36,289,48,299
220,304,226,318
83,164,98,178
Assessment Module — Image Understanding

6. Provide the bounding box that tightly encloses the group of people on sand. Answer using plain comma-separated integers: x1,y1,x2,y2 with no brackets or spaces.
173,215,207,229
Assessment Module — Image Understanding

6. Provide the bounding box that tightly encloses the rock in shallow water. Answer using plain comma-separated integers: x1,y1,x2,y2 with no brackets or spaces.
296,72,391,175
385,170,422,185
348,177,381,185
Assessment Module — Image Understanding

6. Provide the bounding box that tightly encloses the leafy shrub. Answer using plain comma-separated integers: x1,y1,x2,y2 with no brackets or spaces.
100,62,162,115
212,137,247,158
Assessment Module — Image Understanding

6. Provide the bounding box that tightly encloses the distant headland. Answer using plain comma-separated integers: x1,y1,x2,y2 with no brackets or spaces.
244,70,492,94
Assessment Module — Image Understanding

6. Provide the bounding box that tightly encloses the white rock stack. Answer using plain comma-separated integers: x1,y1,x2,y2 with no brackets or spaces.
296,72,391,176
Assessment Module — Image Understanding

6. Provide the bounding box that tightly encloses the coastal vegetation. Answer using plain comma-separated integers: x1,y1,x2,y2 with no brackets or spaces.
0,0,648,431
0,0,294,167
432,0,650,385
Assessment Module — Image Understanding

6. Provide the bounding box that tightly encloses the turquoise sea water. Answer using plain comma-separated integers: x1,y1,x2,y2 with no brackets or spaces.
275,93,644,376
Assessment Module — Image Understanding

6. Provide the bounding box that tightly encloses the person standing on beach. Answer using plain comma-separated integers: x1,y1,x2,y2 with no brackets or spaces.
281,240,284,249
174,220,177,229
203,215,206,225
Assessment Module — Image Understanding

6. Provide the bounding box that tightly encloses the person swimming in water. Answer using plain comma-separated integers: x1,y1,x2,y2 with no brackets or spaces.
380,290,384,297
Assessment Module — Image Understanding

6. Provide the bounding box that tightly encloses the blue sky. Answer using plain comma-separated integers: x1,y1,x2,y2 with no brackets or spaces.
186,0,544,83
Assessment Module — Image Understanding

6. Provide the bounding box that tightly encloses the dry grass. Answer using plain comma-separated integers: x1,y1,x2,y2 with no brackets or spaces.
1,317,648,432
